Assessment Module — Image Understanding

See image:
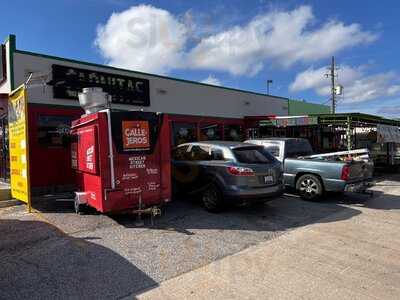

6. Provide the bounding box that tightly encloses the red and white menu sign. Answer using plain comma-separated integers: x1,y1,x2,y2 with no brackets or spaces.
122,120,150,150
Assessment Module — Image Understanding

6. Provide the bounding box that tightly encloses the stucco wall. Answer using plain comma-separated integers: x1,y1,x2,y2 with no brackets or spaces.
0,37,12,94
13,51,289,118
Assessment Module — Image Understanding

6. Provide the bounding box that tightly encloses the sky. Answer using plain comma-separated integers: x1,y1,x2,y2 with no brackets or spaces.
1,0,400,117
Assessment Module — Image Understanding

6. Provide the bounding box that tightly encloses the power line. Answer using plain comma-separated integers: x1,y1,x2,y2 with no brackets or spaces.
321,99,332,105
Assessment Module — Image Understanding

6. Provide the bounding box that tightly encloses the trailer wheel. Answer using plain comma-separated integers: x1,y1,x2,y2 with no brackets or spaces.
296,174,323,201
202,183,225,213
74,197,87,215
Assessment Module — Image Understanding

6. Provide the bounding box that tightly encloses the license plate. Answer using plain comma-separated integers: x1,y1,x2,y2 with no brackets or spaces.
264,175,274,184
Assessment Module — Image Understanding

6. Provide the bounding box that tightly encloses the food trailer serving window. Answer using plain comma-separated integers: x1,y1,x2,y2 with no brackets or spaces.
110,111,161,154
37,115,73,147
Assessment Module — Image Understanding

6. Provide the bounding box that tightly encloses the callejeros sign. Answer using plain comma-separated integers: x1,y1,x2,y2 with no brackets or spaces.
50,64,150,106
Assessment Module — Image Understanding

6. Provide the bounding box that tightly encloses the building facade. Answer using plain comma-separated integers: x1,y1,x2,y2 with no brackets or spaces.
0,35,329,192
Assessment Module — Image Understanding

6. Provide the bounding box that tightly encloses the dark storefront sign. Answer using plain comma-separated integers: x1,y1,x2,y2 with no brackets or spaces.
50,64,150,106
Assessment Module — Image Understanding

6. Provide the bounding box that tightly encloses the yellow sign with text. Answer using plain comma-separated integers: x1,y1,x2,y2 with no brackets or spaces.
8,86,31,209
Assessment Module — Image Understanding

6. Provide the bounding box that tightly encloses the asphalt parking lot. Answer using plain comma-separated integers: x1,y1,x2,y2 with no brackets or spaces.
0,176,398,299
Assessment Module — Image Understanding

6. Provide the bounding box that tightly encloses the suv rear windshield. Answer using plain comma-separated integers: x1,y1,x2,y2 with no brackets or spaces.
233,147,276,164
262,144,280,157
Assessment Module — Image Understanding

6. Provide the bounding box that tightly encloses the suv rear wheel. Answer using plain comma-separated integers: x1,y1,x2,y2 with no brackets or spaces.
202,183,225,213
296,174,323,201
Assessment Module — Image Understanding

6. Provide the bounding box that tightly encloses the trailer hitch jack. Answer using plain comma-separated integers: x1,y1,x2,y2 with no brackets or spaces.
132,195,162,226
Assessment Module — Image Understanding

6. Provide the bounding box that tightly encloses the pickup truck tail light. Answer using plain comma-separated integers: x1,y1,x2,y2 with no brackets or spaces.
227,166,255,176
341,165,350,181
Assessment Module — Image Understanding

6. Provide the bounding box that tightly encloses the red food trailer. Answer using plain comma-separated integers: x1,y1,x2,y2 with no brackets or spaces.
70,88,171,215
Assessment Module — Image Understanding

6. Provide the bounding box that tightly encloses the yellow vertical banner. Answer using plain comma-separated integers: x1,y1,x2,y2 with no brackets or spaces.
8,85,31,212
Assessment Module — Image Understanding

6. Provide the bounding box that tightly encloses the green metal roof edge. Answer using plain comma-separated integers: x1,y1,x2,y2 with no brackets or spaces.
262,112,400,126
14,48,290,101
315,113,400,126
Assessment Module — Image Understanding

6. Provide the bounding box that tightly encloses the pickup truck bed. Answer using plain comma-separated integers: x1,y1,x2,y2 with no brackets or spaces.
245,138,374,200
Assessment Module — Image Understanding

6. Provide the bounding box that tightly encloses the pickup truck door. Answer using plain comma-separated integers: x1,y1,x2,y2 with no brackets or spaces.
278,141,285,162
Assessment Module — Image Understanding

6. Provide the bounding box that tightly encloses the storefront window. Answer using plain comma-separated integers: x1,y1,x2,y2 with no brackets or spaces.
0,117,9,181
37,115,74,147
172,122,197,146
224,124,243,141
259,125,273,138
200,123,222,141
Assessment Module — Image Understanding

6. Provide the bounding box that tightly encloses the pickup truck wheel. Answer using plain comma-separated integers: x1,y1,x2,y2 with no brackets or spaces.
296,174,323,201
202,183,225,213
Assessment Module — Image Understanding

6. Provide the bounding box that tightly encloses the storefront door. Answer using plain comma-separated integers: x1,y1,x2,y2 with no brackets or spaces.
0,116,9,182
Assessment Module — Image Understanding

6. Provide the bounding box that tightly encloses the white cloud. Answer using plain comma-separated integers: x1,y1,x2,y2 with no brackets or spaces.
344,72,398,103
94,5,377,76
201,75,221,86
387,85,400,95
94,5,188,74
377,105,400,116
290,65,363,93
290,65,400,103
187,6,377,76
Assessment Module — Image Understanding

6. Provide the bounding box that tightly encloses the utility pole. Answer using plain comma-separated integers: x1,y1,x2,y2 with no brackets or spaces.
330,56,336,114
325,56,338,114
266,79,273,94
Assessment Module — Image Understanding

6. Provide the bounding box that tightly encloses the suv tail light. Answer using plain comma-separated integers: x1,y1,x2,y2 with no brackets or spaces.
341,165,350,181
227,166,255,176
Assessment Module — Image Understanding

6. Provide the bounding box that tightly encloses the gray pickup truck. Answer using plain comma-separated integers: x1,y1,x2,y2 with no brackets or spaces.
245,138,374,200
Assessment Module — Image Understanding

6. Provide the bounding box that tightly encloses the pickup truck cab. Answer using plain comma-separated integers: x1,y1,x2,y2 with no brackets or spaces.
245,138,374,200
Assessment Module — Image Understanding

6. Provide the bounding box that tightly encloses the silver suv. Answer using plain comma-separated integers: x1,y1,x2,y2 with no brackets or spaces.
172,141,284,212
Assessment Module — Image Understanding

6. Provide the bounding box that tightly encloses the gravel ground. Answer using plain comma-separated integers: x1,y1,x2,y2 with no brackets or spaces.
137,176,400,300
0,189,372,299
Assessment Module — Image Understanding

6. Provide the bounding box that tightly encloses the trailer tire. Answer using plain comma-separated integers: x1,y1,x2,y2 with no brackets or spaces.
202,183,225,213
296,174,323,201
